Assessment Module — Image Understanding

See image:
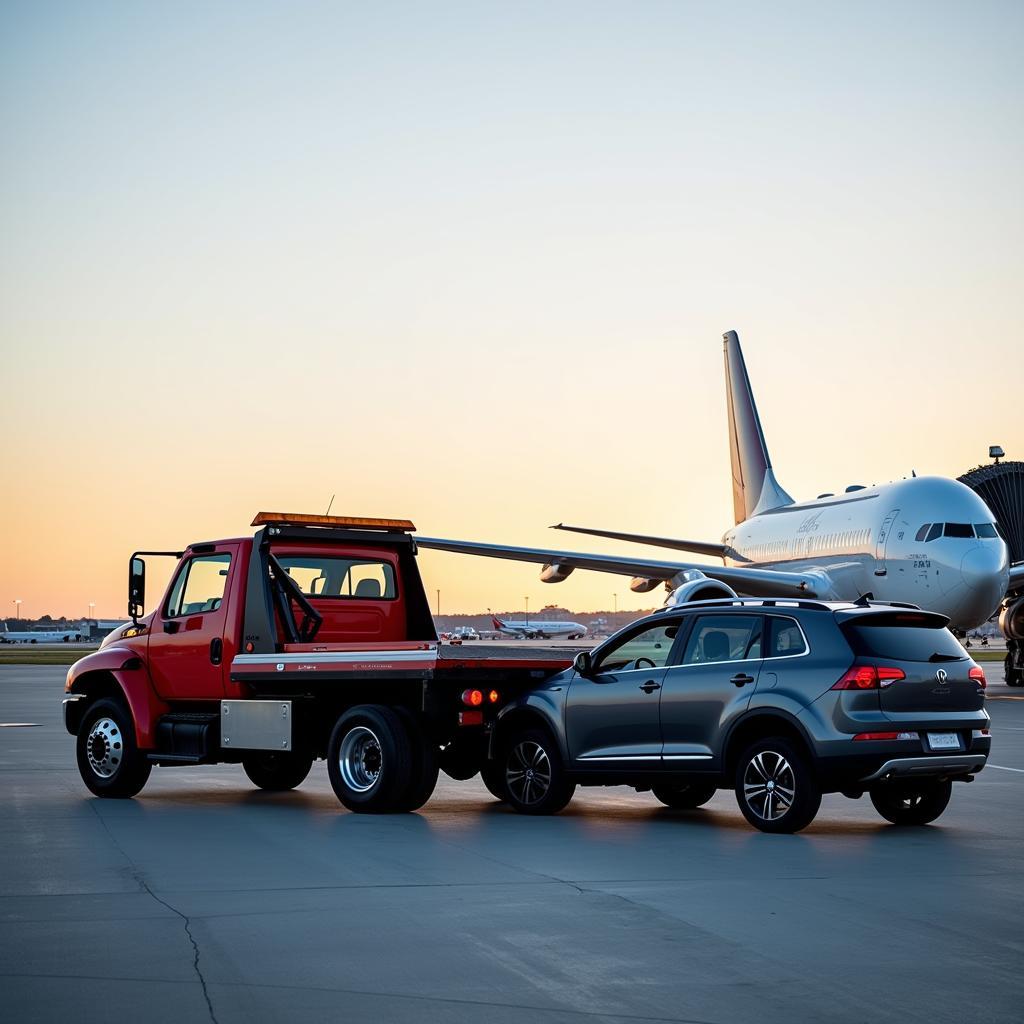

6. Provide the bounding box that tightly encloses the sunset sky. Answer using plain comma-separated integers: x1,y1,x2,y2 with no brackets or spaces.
2,1,1022,620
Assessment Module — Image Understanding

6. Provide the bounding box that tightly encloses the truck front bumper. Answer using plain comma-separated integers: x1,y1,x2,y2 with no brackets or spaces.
62,692,87,735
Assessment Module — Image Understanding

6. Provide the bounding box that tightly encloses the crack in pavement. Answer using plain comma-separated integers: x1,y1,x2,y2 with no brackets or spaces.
87,801,219,1024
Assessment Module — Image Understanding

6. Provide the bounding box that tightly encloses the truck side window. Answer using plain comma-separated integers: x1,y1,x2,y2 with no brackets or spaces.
165,553,232,618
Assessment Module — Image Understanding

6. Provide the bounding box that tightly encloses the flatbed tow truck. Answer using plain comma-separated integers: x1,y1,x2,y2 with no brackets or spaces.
64,513,576,811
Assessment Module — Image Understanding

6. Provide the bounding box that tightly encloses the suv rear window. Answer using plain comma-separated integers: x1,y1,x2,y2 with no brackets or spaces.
841,621,965,661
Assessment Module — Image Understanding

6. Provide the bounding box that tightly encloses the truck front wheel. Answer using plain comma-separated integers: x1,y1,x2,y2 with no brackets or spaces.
328,706,414,813
243,751,313,792
76,698,152,799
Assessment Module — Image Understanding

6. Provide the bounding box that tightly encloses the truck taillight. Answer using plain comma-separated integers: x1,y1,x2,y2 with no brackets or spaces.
488,689,500,704
969,665,986,689
461,689,484,707
832,664,906,690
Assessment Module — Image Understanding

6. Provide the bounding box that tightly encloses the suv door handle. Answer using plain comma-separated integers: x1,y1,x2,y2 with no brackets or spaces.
731,673,755,687
639,681,662,693
210,637,223,665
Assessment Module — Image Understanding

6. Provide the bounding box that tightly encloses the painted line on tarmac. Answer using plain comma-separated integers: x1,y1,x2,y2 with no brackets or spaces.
987,764,1024,773
985,695,1024,701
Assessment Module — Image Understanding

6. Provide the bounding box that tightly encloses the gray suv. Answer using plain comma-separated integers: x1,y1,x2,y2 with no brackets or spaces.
488,599,991,833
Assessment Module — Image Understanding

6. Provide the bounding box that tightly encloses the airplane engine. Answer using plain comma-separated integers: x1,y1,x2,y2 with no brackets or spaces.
539,563,574,584
664,570,738,607
629,577,661,593
999,596,1024,641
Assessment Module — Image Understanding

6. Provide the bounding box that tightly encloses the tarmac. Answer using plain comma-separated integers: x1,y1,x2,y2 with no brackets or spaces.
2,665,1023,1024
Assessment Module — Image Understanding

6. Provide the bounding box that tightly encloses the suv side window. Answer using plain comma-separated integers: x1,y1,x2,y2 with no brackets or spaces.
593,621,681,674
681,615,762,664
165,553,231,618
766,616,807,658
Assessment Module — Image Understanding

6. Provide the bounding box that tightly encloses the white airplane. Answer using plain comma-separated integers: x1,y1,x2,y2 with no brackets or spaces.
491,615,587,640
418,331,1024,636
0,622,87,643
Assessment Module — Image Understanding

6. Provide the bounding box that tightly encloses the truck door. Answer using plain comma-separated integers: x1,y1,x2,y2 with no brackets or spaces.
565,618,680,765
147,546,237,701
658,613,764,769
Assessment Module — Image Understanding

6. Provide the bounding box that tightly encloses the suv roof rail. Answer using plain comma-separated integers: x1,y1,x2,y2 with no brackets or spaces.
656,597,835,613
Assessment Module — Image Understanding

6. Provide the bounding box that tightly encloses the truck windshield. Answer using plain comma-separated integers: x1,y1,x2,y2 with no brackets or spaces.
276,556,397,600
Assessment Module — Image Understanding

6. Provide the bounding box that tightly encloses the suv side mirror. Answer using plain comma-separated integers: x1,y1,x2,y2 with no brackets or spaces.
573,651,592,676
129,556,146,621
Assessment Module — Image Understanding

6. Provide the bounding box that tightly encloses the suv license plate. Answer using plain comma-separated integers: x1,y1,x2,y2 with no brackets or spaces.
927,732,960,751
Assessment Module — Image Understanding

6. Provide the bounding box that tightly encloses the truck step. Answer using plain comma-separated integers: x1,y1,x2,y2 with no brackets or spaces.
155,712,218,760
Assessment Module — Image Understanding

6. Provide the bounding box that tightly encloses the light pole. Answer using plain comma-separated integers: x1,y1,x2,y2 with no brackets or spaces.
613,593,617,615
436,589,440,617
88,602,96,622
14,599,22,622
524,596,529,625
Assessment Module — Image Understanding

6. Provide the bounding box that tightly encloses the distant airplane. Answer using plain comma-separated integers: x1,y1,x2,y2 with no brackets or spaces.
0,622,86,643
491,615,587,640
419,331,1023,633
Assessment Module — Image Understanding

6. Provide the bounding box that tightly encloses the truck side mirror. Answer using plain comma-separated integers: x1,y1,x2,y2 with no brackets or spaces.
129,557,146,622
573,651,592,676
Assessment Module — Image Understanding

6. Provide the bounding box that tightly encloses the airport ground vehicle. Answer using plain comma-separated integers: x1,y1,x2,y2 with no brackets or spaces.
486,598,991,833
63,513,574,810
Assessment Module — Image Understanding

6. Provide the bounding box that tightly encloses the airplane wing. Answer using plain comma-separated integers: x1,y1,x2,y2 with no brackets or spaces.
416,536,829,599
551,523,729,559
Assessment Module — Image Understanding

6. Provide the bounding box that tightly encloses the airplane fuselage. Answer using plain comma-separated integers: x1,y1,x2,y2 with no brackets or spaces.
722,476,1009,630
495,618,587,639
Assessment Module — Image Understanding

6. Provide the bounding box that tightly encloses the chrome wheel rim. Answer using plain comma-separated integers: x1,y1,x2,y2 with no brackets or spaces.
743,750,795,821
506,740,551,805
86,717,123,779
339,726,382,793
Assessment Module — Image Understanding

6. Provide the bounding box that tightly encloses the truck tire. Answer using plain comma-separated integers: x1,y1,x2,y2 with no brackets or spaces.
242,751,313,791
394,709,439,812
328,706,414,813
652,781,717,809
734,737,820,834
500,727,575,815
439,736,484,781
76,698,152,799
869,780,952,825
480,759,506,801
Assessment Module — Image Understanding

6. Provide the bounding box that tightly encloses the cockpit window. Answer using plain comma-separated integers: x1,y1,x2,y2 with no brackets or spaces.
975,523,998,539
925,523,943,542
943,523,974,538
915,525,931,542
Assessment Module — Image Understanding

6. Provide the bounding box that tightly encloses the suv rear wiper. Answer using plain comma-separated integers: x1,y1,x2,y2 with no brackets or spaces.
928,653,964,662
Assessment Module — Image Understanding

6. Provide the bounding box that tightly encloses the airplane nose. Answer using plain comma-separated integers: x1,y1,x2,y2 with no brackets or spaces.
960,546,1008,592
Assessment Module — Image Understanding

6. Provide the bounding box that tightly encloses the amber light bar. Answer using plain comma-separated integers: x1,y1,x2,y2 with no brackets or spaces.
251,512,416,531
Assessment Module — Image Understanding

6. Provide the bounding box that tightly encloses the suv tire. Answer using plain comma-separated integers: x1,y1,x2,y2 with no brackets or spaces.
734,737,820,834
76,698,152,798
328,705,413,813
869,780,952,825
501,728,574,815
652,781,717,810
243,751,313,791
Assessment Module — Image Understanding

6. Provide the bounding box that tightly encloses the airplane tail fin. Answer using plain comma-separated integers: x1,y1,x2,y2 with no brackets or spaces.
491,616,504,630
723,330,794,523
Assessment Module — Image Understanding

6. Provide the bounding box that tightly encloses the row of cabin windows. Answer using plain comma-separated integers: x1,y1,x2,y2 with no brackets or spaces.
748,527,872,563
914,522,1000,543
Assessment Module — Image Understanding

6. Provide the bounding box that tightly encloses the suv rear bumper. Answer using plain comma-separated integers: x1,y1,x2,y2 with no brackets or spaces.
860,754,986,783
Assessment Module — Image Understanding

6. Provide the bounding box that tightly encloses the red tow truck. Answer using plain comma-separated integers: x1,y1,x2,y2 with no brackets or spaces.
64,513,573,810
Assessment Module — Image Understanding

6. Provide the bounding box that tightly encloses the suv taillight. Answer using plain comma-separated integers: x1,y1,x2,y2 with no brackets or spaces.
969,665,986,689
832,663,906,690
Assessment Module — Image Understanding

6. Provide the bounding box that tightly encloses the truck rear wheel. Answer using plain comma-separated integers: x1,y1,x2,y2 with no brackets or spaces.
869,780,952,825
76,698,152,799
652,781,717,809
328,706,413,813
439,736,484,781
480,759,507,801
243,751,313,792
394,709,439,812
